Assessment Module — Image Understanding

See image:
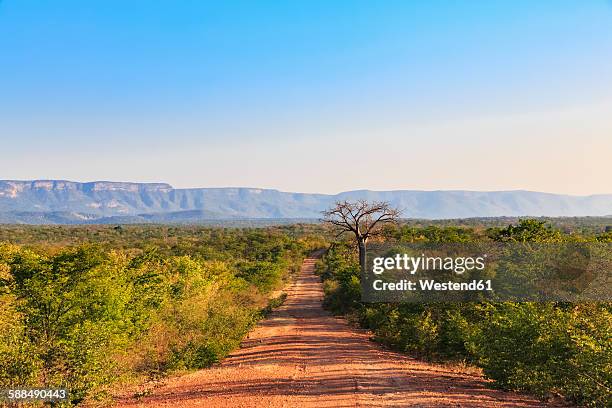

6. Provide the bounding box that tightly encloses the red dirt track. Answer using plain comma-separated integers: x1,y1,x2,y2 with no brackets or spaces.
118,254,566,407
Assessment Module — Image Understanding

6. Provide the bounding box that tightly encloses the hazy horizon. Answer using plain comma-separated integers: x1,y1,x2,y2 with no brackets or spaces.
2,1,612,195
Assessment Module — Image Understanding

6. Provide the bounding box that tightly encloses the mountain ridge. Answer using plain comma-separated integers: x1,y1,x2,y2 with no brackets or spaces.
1,180,611,224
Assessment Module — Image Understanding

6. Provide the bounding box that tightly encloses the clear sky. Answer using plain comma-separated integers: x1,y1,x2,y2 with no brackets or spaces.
1,0,611,195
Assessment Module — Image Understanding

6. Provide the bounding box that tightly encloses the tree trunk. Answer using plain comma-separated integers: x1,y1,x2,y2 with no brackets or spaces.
358,238,367,275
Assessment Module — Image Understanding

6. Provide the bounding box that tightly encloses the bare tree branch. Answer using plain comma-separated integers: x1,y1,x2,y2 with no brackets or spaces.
322,200,401,270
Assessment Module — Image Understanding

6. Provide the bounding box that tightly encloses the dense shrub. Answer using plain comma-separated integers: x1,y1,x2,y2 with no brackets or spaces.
0,226,324,405
473,302,611,405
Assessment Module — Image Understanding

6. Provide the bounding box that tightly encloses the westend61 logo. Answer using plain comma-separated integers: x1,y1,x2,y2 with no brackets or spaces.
372,253,487,275
363,242,611,303
369,253,492,294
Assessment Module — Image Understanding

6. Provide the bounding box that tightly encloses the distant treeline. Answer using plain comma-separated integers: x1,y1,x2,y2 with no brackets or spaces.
396,216,612,233
0,216,612,248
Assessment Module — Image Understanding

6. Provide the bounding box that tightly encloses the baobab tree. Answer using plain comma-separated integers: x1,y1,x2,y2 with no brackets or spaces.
322,200,401,273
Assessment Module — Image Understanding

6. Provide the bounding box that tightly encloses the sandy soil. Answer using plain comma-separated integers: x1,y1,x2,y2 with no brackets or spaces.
117,254,568,408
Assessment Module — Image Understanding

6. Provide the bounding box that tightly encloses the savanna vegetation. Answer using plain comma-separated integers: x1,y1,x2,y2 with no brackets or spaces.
1,218,610,406
318,219,611,407
0,225,325,406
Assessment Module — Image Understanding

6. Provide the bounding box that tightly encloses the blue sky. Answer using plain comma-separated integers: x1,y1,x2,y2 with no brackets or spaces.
1,0,611,194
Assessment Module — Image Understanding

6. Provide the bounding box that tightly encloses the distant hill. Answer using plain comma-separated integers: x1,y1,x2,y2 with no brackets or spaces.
1,180,611,224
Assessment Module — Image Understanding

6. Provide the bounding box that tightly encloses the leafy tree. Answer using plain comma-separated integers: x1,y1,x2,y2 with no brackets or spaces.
493,219,563,243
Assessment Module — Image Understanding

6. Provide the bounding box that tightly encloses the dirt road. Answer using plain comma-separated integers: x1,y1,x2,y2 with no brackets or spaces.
119,254,565,407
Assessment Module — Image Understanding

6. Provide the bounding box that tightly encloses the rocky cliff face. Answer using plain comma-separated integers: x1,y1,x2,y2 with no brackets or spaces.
0,180,611,224
0,180,172,194
0,180,175,215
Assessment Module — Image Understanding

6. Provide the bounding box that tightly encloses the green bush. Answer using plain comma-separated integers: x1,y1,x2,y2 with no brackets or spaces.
169,342,219,370
474,303,611,406
0,226,323,405
237,261,284,293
